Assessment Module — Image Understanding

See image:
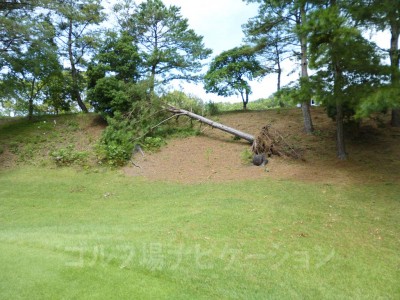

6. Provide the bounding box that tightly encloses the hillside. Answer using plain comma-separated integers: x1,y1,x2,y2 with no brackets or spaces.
127,107,400,184
0,114,105,168
1,108,399,184
1,108,400,299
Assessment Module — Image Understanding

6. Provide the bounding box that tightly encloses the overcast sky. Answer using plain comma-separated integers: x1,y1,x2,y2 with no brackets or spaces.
104,0,391,104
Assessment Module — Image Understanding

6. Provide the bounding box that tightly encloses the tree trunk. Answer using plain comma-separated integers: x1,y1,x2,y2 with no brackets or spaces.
28,78,35,120
392,109,400,127
28,98,34,120
68,19,88,113
240,90,249,110
276,47,284,107
299,5,314,133
390,21,400,126
334,59,347,160
275,43,282,92
301,102,313,132
150,65,156,94
149,27,158,95
167,106,254,143
336,102,346,160
244,90,249,110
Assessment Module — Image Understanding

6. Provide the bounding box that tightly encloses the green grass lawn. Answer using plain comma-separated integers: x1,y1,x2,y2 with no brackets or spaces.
0,167,399,299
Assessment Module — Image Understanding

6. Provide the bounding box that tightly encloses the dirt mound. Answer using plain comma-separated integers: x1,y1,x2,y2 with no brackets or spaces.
124,108,400,184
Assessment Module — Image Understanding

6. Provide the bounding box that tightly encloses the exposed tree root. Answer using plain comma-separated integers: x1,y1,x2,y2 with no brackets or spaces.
252,125,303,160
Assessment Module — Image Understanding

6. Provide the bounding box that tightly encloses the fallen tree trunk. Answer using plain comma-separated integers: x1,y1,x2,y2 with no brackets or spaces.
167,106,254,143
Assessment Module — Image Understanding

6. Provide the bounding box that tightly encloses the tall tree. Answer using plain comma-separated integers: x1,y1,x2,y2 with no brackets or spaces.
307,0,384,159
116,0,212,92
204,46,266,110
244,0,315,133
349,0,400,127
243,6,293,96
54,0,105,113
0,18,62,119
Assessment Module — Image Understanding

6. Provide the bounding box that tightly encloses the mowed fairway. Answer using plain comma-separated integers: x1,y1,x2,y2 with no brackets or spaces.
0,167,399,299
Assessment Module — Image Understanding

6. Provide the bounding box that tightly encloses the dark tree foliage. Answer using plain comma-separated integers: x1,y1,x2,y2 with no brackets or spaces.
117,0,212,92
87,31,141,115
204,45,267,110
307,0,386,159
348,0,400,126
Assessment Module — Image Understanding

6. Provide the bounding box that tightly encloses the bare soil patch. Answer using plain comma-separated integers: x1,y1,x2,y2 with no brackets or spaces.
124,108,400,185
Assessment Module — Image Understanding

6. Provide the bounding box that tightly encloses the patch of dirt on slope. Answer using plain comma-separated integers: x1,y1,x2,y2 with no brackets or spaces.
124,108,400,185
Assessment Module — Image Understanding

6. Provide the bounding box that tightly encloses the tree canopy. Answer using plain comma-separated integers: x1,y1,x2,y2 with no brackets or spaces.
116,0,212,92
204,46,266,109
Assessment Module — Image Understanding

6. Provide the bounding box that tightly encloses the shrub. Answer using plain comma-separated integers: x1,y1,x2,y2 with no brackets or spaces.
162,91,204,115
51,145,88,166
95,112,135,166
205,101,220,116
88,76,131,116
96,142,131,167
143,136,165,152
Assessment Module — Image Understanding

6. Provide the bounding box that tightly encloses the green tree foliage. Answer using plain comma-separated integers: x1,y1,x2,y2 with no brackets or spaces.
0,17,63,119
90,0,213,165
89,31,141,84
54,0,105,113
42,71,72,114
204,46,266,110
87,77,131,115
86,30,142,115
349,0,400,126
0,0,52,11
0,1,60,58
307,1,386,159
162,90,204,115
0,1,35,60
116,0,212,92
96,96,167,166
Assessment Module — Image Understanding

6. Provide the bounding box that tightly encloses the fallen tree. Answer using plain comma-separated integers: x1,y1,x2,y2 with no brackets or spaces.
166,106,255,143
167,106,303,161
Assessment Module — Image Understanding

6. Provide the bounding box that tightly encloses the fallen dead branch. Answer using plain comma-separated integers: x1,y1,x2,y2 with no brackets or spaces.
130,160,142,169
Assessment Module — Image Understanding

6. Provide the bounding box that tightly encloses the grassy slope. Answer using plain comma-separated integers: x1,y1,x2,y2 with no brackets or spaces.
0,114,103,168
0,113,399,299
